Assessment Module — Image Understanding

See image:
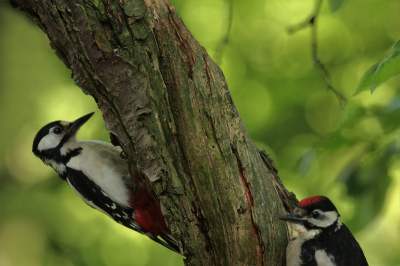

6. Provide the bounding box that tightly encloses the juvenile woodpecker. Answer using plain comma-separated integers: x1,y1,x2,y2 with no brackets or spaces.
279,195,368,266
32,113,179,253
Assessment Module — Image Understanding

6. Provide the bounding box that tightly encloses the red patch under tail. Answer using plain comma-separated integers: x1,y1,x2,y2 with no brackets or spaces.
129,171,170,235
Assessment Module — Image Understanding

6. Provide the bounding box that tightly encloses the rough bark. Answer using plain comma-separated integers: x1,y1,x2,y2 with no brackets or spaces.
10,0,298,265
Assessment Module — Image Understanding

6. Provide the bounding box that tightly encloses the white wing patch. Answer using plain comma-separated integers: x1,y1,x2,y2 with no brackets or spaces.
315,249,336,266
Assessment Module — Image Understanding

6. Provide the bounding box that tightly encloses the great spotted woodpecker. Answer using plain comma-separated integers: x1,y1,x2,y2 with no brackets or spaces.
279,195,368,266
32,112,180,253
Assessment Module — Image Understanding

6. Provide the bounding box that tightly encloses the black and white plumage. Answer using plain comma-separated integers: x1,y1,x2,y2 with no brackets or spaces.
32,113,179,253
279,195,368,266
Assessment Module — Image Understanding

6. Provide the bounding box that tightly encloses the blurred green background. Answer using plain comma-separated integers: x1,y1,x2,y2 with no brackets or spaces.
1,0,399,265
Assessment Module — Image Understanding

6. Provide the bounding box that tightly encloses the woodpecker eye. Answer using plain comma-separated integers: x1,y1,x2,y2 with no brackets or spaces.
53,127,62,135
311,211,320,219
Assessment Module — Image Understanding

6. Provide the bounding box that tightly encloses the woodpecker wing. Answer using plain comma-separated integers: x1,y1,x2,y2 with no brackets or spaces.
300,223,368,266
65,167,180,253
321,223,368,266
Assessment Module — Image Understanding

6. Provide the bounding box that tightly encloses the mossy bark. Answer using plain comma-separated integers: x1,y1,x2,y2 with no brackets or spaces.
11,0,298,265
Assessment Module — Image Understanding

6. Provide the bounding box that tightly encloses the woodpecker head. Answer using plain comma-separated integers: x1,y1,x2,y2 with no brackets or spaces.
32,112,94,174
279,195,342,239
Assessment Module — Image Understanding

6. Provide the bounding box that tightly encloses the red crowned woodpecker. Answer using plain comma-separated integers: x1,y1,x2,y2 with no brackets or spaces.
32,113,179,253
279,195,368,266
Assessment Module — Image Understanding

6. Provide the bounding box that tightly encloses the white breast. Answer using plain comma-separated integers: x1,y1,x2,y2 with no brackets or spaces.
66,141,131,208
286,237,304,266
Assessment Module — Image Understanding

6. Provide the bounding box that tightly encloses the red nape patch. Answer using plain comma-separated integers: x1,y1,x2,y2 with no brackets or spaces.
298,195,326,208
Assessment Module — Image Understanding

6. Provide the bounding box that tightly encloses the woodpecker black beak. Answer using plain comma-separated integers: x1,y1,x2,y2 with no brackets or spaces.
279,213,305,224
67,112,94,136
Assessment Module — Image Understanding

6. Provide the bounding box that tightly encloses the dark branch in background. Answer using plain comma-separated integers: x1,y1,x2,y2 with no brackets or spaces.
287,0,347,107
214,0,233,64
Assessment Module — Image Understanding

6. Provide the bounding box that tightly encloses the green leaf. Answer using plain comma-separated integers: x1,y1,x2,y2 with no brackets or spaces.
392,38,400,50
354,39,400,96
354,63,379,95
329,0,345,12
371,50,400,94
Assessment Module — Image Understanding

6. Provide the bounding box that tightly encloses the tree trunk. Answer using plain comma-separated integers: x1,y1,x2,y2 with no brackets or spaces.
10,0,298,265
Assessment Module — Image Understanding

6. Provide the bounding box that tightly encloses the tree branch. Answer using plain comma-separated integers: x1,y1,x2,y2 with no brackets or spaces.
214,0,233,65
288,0,347,107
11,0,297,265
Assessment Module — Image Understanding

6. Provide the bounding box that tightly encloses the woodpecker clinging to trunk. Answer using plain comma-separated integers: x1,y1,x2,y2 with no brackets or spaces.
32,112,180,253
279,195,368,266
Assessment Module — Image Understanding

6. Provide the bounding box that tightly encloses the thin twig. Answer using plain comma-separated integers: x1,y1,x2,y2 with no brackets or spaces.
215,0,233,64
288,0,347,107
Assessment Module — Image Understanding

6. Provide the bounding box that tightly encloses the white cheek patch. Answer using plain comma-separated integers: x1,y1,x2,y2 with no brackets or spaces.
37,133,63,151
309,210,338,228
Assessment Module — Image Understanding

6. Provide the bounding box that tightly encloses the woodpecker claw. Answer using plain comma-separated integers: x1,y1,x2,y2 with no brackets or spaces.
120,151,127,159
